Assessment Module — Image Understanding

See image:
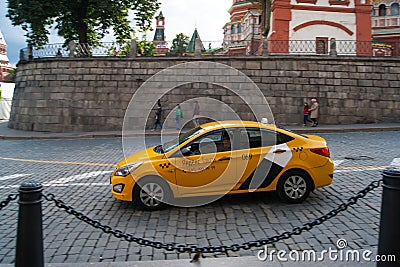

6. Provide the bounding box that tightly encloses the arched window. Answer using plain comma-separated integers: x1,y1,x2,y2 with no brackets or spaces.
237,23,242,33
379,4,386,16
231,24,235,34
391,3,399,16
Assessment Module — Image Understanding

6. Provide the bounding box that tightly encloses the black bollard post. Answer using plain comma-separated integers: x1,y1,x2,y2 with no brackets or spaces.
377,168,400,266
16,182,44,267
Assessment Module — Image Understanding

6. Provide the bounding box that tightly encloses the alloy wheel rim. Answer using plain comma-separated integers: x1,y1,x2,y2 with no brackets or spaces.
284,175,307,199
140,182,164,207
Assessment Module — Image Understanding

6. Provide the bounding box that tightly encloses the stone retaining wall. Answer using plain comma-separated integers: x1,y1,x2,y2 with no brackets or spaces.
8,56,400,132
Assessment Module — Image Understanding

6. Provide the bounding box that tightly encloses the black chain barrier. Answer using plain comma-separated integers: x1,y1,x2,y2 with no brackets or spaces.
41,179,382,254
0,194,17,211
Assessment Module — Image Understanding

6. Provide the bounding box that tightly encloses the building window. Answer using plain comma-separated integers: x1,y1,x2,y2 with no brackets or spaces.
297,0,317,4
231,24,235,34
379,4,386,16
237,23,242,33
391,3,399,16
316,37,328,55
328,0,350,6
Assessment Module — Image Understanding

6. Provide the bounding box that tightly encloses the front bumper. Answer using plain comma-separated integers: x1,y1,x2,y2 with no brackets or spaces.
110,173,135,201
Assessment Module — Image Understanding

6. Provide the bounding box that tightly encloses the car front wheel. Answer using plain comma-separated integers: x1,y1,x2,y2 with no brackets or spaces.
277,170,312,203
133,177,171,210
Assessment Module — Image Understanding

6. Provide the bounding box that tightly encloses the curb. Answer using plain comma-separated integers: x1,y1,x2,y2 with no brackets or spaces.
0,126,399,140
289,127,400,134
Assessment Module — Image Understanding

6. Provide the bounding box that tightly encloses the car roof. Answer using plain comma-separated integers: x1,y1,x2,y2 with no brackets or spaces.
200,120,278,132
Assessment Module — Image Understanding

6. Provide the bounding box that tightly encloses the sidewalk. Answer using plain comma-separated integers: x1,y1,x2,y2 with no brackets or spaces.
0,120,400,140
1,120,399,140
0,255,375,267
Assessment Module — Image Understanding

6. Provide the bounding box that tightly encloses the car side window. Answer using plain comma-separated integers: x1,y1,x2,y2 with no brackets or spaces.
180,130,234,156
261,130,278,146
276,132,294,144
239,128,277,149
179,132,220,156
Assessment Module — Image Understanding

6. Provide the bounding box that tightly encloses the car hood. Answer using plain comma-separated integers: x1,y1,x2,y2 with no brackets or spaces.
117,146,163,168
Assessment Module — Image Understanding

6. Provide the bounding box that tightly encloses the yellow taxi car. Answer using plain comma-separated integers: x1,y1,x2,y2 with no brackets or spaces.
111,121,334,210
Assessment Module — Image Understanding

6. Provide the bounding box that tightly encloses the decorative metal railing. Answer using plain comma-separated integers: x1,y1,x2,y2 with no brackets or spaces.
267,40,399,57
19,39,400,61
20,42,125,61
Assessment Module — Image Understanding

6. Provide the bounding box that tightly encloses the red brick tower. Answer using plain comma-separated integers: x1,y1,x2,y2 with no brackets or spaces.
153,12,169,56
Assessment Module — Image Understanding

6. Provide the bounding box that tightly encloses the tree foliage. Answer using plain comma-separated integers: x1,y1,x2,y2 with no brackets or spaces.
136,37,156,56
167,33,190,56
109,36,155,57
7,0,160,47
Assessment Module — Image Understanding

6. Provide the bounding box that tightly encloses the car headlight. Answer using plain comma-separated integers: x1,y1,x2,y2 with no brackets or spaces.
114,163,143,177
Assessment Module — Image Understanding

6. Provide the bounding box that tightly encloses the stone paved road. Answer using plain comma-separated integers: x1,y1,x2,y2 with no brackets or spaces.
0,131,399,264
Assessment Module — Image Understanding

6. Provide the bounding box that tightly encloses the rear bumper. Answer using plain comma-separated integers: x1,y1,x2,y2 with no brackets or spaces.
310,160,334,188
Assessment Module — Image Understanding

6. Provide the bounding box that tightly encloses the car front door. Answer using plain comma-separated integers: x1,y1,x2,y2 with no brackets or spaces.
173,129,239,197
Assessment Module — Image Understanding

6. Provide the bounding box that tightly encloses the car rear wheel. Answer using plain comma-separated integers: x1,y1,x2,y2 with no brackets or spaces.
133,177,171,210
277,170,312,203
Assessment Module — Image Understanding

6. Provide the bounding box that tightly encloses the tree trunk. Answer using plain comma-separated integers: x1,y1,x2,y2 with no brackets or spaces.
75,0,89,44
261,0,271,37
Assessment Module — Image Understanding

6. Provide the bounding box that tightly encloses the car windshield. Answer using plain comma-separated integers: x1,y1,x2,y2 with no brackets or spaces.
154,127,205,154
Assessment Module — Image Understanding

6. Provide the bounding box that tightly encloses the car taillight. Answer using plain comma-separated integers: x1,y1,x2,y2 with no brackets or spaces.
310,147,330,157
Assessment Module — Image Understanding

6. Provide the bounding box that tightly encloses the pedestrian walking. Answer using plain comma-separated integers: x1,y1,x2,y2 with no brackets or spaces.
192,101,200,127
151,102,163,131
309,98,319,127
303,103,312,126
175,104,183,130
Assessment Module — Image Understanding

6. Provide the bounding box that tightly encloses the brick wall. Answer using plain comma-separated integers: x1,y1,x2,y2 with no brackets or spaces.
8,56,400,132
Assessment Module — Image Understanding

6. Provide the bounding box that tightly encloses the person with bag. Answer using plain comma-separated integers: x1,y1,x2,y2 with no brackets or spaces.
151,102,163,131
192,101,200,127
309,98,319,127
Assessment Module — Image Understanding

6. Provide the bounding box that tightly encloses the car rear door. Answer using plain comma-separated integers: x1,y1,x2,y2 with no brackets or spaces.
235,128,293,191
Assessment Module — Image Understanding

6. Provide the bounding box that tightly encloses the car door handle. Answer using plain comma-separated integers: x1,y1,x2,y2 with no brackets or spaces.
218,157,231,161
273,149,286,154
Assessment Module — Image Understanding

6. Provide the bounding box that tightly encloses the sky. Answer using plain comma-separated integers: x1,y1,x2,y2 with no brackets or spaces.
0,0,231,67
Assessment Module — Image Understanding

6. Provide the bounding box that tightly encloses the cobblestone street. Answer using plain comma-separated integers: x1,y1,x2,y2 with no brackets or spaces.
0,131,399,264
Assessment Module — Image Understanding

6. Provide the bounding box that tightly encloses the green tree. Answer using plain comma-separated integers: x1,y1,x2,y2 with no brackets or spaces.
7,0,160,47
107,36,155,57
136,37,156,56
167,33,190,56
